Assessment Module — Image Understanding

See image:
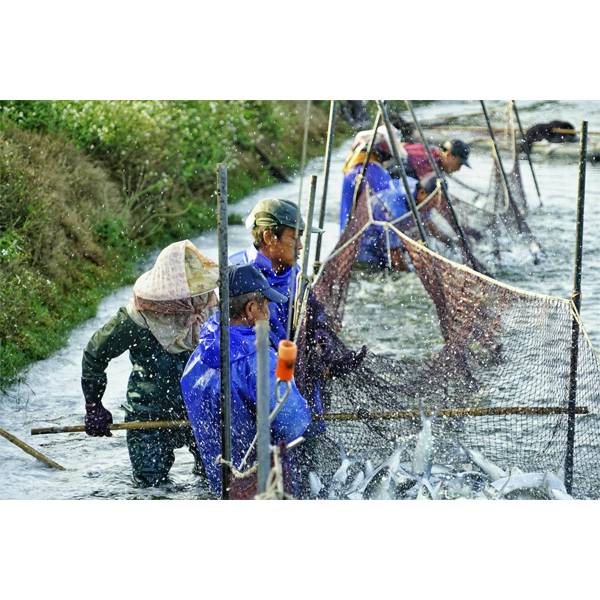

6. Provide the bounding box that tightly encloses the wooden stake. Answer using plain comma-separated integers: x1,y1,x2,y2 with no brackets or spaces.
0,427,66,470
32,405,588,436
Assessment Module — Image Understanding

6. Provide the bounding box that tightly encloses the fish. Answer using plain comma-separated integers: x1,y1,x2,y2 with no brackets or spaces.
543,472,572,500
345,470,365,497
327,452,354,499
332,455,352,487
491,472,548,497
460,444,507,481
309,472,323,498
412,401,435,480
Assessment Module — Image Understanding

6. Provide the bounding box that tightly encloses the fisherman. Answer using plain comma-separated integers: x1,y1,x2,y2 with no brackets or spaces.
229,198,321,346
340,124,408,232
340,127,438,270
402,139,471,180
180,264,312,496
340,127,421,269
230,197,367,448
81,240,218,487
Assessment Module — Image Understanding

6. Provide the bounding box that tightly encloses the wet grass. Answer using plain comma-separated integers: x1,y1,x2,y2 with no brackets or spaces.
0,101,351,388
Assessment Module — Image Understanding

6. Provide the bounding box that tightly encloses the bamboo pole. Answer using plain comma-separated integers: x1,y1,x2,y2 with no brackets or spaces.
350,105,382,218
217,163,232,500
0,427,66,470
293,175,318,337
564,120,588,495
287,101,313,339
255,320,270,495
32,405,588,436
425,125,587,136
480,100,544,264
376,100,428,245
324,405,588,421
405,100,484,274
512,100,543,207
313,100,336,274
31,420,190,435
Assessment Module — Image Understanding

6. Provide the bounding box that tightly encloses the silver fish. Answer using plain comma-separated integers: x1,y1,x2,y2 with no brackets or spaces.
460,444,507,481
309,472,323,498
412,401,434,479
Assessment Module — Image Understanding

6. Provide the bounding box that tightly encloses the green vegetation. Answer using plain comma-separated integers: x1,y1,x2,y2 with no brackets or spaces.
0,100,350,388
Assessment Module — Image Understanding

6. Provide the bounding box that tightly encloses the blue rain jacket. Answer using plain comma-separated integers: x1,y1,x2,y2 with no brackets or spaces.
230,246,296,347
229,246,326,433
340,163,417,267
180,313,311,495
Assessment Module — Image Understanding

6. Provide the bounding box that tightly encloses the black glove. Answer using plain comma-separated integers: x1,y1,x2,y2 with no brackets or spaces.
82,377,112,436
85,401,113,436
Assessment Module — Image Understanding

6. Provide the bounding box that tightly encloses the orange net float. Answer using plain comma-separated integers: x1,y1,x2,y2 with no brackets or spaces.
275,340,297,382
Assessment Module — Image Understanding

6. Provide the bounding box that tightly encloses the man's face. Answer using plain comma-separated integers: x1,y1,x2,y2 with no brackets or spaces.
441,151,463,174
252,297,271,322
266,225,303,268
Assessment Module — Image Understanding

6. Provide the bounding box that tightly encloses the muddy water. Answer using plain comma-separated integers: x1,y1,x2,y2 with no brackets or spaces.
2,101,600,499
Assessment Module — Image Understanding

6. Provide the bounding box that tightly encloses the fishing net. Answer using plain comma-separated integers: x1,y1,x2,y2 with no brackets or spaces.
297,185,600,499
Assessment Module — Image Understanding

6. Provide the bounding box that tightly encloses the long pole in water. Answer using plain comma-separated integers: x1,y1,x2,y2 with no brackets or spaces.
480,100,544,264
313,100,336,274
255,319,271,495
287,101,313,340
217,163,232,500
511,100,543,207
296,175,318,316
376,100,428,245
564,120,588,495
350,105,382,218
32,405,589,436
404,100,482,273
0,427,65,470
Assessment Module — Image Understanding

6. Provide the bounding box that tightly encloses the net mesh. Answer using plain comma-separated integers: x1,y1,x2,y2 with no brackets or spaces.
299,172,600,499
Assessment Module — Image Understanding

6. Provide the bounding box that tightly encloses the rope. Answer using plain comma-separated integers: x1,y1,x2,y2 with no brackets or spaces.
238,381,292,470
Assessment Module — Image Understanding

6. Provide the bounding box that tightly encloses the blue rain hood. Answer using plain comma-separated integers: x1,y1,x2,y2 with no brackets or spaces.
195,312,257,369
181,314,311,495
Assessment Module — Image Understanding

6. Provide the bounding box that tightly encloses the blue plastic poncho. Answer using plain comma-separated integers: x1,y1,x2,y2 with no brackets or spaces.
230,246,296,347
340,162,417,267
229,246,329,432
180,313,311,495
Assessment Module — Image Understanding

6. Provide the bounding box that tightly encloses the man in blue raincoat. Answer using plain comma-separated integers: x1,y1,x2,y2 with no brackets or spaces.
340,128,419,269
229,198,367,434
180,264,312,496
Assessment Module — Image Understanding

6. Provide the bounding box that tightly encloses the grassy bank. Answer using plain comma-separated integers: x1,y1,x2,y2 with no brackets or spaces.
0,100,350,388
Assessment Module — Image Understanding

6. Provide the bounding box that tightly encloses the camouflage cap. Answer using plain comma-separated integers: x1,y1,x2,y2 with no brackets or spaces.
244,198,323,233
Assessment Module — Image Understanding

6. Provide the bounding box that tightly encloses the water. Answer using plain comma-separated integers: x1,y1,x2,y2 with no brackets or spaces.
2,100,600,499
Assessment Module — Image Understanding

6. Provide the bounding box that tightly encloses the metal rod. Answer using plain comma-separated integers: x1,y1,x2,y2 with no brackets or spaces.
480,100,544,263
512,100,543,206
404,100,483,273
286,103,312,340
297,100,312,209
217,163,232,500
377,100,428,245
0,427,66,470
296,175,318,319
255,319,271,495
313,100,336,273
564,120,588,495
350,105,382,218
33,404,589,436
